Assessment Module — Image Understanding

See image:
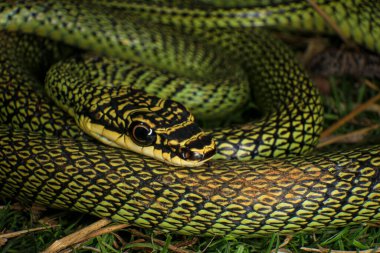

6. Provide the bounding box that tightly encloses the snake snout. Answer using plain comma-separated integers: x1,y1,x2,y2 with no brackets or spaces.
180,147,215,161
178,134,216,163
180,148,201,161
181,148,205,161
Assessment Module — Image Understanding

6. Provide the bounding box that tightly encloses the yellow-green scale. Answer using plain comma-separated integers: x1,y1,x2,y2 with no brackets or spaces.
1,128,380,237
0,0,379,238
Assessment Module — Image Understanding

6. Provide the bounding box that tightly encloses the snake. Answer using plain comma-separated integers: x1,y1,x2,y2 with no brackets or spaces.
0,0,380,238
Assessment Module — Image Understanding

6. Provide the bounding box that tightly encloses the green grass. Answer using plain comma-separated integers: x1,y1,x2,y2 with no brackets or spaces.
1,205,380,252
322,77,380,143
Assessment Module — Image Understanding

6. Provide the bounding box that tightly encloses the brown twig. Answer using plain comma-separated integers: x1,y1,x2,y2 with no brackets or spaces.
364,80,380,91
307,0,353,47
0,203,46,212
321,92,380,138
279,235,293,248
0,225,58,247
173,237,199,249
300,247,380,253
43,218,129,253
270,235,294,253
318,124,380,148
200,236,216,253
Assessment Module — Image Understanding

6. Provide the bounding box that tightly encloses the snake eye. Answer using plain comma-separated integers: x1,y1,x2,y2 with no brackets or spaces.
129,121,156,146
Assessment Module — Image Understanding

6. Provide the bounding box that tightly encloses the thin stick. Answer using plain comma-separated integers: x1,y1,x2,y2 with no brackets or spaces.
301,247,380,253
364,79,380,91
321,93,380,138
0,225,58,240
43,218,120,253
307,0,352,46
318,124,380,148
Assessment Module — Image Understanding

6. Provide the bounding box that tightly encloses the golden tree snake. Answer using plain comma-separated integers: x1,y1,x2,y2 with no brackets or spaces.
0,0,380,238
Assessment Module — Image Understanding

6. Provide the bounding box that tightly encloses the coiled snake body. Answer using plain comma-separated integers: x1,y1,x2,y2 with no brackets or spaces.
0,0,380,237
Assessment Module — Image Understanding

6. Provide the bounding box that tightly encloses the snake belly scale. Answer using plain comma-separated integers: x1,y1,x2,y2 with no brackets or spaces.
0,0,380,237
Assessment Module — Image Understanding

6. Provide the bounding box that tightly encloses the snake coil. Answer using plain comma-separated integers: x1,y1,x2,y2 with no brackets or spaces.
0,0,380,237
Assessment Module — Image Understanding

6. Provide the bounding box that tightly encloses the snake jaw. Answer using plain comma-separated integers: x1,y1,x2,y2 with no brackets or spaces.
163,134,216,167
78,116,120,148
77,115,215,167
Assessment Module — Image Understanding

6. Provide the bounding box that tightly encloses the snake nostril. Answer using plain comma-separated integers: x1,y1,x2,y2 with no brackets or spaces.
190,151,204,161
181,148,204,161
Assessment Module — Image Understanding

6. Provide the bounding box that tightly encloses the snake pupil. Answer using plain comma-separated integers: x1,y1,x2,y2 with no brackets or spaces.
130,122,156,146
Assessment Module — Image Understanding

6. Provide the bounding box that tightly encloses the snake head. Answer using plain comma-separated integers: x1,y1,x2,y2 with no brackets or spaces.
79,88,215,167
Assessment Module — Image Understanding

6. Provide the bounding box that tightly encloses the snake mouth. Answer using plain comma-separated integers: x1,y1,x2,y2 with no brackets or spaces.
80,117,217,167
180,147,215,162
163,130,216,166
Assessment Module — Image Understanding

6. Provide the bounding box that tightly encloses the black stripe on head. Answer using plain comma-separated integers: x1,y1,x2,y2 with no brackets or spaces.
164,123,202,142
150,99,191,126
85,88,160,133
185,133,214,150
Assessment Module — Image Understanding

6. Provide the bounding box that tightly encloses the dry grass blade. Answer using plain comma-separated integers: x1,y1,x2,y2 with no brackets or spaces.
173,237,199,249
270,235,293,253
43,218,128,253
364,79,380,91
318,124,380,148
0,203,46,212
307,0,353,47
301,247,380,253
43,218,110,253
321,92,380,138
279,235,293,248
0,225,58,247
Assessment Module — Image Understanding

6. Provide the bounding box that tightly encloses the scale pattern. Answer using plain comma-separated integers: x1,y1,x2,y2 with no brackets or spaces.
1,128,380,237
0,0,379,238
0,33,84,139
0,0,327,160
104,0,380,52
